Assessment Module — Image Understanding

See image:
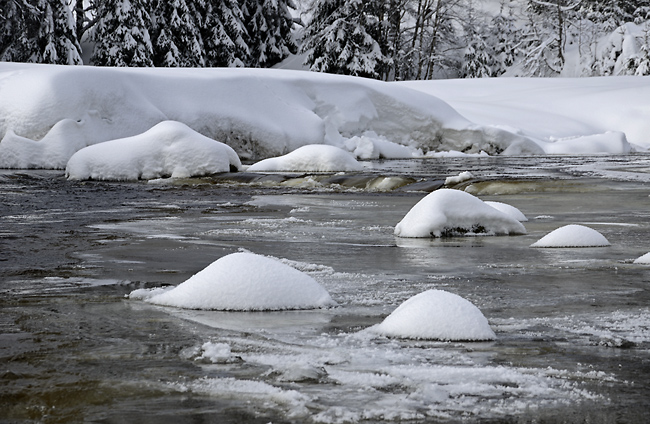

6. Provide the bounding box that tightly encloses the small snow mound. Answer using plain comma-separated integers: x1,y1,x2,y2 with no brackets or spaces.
633,252,650,264
130,252,336,311
484,201,528,222
368,290,496,341
531,224,611,248
444,171,473,185
394,189,526,238
66,121,241,180
247,144,363,172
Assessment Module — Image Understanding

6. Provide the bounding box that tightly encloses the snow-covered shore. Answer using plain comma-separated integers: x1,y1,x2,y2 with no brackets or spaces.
1,63,648,174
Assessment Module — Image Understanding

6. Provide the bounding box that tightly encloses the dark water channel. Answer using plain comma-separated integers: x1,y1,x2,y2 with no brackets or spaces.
1,155,650,423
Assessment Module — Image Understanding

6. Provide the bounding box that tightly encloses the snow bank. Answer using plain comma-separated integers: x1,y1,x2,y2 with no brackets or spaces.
368,290,496,341
531,224,611,248
129,252,336,310
0,63,535,170
66,121,241,180
394,189,527,238
484,201,528,222
402,77,650,152
247,144,362,172
633,252,650,264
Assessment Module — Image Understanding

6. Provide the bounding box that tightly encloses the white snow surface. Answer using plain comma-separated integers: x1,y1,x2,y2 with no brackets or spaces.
66,121,241,180
129,252,336,310
368,290,496,341
247,144,363,172
394,189,527,238
531,224,611,248
633,252,650,264
484,201,528,222
401,77,650,152
0,63,530,169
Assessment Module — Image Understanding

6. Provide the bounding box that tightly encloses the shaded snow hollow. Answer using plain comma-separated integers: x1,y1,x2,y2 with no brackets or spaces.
368,289,496,341
0,63,545,170
531,224,611,248
129,252,336,311
394,189,527,238
66,121,241,180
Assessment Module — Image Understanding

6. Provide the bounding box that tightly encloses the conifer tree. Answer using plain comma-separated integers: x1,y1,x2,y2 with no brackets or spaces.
200,0,249,67
301,0,390,79
91,0,154,66
242,0,297,67
151,0,204,67
0,0,34,62
32,0,83,64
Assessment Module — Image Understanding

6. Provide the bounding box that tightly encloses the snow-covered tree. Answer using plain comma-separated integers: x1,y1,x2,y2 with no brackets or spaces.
91,0,154,66
151,0,204,67
1,0,35,62
242,0,297,67
486,2,519,76
301,0,390,79
200,0,249,67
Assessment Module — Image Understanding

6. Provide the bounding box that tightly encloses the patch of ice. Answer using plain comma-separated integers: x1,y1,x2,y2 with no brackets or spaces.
129,252,336,310
531,224,610,248
394,189,527,238
66,121,241,180
367,290,496,341
247,144,363,172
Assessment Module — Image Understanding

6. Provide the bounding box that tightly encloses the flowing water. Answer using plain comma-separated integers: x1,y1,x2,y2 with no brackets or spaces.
1,155,650,423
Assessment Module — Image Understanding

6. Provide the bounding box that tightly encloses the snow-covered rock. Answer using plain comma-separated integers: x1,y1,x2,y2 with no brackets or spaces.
129,252,336,311
247,144,363,172
634,252,650,264
394,189,527,238
0,63,538,169
445,171,473,185
484,201,528,222
530,224,611,248
66,121,241,180
368,290,496,341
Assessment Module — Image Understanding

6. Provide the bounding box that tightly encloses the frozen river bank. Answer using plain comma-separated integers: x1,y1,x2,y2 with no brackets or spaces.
1,155,649,423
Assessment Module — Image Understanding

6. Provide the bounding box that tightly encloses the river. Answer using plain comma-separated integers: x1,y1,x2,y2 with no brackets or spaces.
1,155,649,423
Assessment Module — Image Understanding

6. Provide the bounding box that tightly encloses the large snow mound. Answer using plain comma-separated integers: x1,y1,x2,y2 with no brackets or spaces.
66,121,241,180
0,63,539,169
531,224,611,248
394,189,527,238
484,201,528,222
247,144,363,172
129,252,336,311
402,77,649,152
368,290,496,341
634,252,650,264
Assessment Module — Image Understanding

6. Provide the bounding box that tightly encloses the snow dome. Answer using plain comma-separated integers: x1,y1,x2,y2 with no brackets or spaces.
484,201,528,222
633,252,650,264
530,224,611,248
129,252,336,311
65,121,241,180
394,189,527,238
247,144,363,172
368,290,496,341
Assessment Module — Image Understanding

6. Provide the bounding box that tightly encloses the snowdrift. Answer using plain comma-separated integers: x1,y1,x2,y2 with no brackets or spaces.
531,224,611,248
0,63,537,169
129,252,336,311
247,144,363,172
394,189,527,238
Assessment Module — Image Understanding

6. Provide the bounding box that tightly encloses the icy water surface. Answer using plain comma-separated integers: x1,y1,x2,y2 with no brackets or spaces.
1,155,650,423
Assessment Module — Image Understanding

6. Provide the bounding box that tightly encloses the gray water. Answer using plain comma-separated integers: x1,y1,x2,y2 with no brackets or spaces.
1,155,650,423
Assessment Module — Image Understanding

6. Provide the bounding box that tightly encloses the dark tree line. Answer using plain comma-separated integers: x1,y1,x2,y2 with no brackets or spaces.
1,0,297,67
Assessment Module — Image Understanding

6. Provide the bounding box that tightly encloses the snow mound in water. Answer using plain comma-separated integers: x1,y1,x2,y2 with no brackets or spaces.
247,144,363,172
368,290,496,341
66,121,241,180
531,224,610,248
394,189,527,238
129,252,336,311
633,252,650,264
484,201,528,222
